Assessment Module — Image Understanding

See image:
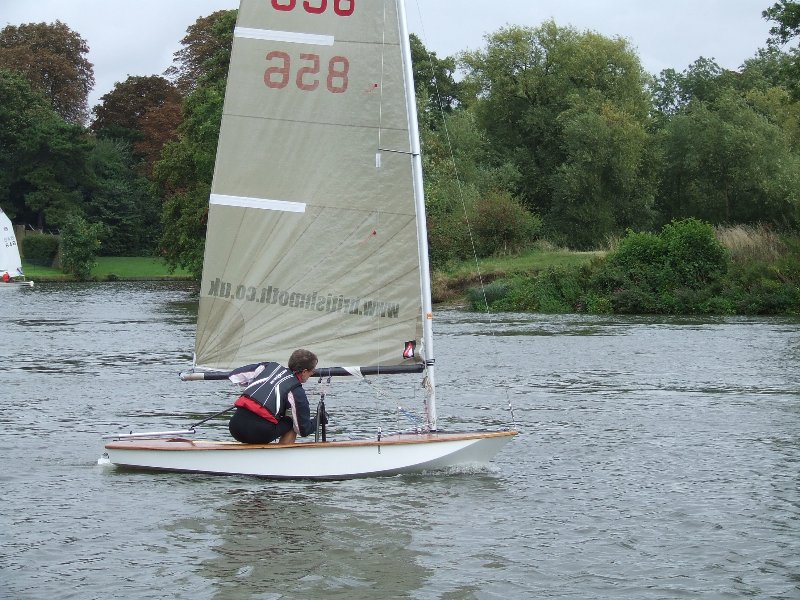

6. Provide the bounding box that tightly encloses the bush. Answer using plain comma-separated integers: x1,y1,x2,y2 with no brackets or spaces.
582,291,613,314
661,218,728,288
21,234,59,265
607,230,665,271
60,214,106,280
466,280,509,311
471,266,591,313
471,190,542,257
427,212,471,269
724,260,800,314
604,230,675,294
531,266,586,312
595,218,730,313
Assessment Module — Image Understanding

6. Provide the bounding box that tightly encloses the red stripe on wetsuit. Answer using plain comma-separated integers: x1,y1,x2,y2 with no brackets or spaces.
234,395,279,424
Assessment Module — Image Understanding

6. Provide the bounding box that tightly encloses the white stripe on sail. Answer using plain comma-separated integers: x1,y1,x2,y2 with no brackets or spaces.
210,194,307,213
234,27,334,46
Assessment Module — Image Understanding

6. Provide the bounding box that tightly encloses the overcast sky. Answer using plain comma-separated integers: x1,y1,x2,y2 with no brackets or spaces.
3,0,774,109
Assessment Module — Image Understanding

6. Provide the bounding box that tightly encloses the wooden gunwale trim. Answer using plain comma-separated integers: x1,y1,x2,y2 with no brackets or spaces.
105,430,517,451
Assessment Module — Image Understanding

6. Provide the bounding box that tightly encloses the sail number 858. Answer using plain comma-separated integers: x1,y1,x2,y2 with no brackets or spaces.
265,51,349,93
271,0,355,16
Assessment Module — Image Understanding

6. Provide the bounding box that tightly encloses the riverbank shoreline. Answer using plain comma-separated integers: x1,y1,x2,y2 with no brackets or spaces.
22,256,192,282
22,241,799,316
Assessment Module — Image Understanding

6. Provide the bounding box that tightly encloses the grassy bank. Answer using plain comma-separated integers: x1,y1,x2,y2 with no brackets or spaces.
23,257,192,282
432,247,603,304
24,250,600,297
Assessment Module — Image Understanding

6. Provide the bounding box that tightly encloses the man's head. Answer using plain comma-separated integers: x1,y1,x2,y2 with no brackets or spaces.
288,349,318,377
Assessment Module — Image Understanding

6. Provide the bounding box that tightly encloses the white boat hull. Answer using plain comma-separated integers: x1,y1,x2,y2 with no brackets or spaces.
103,431,517,479
0,280,34,288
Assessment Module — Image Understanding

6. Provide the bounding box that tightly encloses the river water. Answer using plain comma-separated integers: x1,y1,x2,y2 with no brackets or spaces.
1,282,798,599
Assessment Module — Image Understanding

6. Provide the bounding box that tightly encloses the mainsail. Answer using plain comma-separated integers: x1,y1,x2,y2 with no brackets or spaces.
196,0,426,372
0,208,25,279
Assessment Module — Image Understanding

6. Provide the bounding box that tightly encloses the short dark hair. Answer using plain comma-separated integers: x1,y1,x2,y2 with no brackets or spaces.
288,349,318,373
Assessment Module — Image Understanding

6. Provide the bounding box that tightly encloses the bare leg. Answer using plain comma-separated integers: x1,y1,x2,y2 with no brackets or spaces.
278,430,297,445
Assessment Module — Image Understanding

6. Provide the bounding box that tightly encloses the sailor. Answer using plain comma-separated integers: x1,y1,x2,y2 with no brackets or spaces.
228,349,318,444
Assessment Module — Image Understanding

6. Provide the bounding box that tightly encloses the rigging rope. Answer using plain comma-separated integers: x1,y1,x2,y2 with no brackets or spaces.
312,368,431,435
411,0,517,429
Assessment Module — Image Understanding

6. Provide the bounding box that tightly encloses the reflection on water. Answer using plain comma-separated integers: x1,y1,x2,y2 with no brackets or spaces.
198,484,432,598
1,284,798,599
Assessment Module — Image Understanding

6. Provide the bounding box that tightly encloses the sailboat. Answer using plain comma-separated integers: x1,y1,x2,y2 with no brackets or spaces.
0,207,34,288
102,0,516,479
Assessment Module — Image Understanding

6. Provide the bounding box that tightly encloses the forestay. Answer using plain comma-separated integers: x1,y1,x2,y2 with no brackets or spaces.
197,0,424,372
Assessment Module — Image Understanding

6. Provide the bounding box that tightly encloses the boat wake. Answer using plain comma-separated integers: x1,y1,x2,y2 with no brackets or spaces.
419,463,500,477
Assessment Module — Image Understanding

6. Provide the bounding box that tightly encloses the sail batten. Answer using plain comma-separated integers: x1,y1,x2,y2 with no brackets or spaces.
234,27,334,45
210,194,307,212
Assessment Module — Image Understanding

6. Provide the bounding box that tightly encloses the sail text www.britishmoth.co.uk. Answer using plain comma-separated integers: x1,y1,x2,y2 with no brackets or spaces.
207,277,401,319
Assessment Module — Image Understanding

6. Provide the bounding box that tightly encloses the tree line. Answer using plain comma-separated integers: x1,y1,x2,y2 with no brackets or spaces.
0,3,798,279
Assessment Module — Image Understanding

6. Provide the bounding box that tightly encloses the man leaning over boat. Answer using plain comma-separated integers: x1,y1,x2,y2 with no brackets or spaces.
228,349,318,444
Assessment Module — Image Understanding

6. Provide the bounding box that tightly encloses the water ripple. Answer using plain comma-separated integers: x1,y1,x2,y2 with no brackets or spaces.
0,286,798,599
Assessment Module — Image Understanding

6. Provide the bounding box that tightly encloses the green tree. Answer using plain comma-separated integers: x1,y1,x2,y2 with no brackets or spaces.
0,21,94,125
471,189,542,256
0,69,53,218
0,69,93,229
19,121,93,229
410,33,462,122
549,97,656,248
155,10,236,277
741,47,795,91
86,139,161,256
164,10,237,95
651,58,740,117
421,105,525,267
460,22,655,248
762,1,800,100
657,89,800,227
764,1,800,45
743,83,800,152
739,47,799,102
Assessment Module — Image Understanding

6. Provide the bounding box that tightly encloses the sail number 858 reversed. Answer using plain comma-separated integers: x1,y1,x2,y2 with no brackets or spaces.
271,0,355,16
265,51,349,93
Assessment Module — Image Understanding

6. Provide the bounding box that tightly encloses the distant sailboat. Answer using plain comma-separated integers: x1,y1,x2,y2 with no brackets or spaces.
0,207,33,288
102,0,516,479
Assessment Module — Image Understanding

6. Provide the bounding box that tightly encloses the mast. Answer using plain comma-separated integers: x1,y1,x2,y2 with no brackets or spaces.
397,0,437,431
